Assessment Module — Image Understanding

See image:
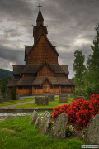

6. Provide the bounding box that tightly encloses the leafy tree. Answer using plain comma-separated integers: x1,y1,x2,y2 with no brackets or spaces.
73,50,86,95
87,24,99,94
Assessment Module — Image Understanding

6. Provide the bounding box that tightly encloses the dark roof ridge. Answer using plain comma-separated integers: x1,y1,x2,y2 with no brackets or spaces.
13,65,25,66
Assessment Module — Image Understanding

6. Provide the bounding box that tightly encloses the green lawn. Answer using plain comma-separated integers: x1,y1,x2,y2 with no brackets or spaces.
68,97,74,103
0,116,85,149
0,97,35,107
0,97,73,109
14,99,64,109
14,97,73,109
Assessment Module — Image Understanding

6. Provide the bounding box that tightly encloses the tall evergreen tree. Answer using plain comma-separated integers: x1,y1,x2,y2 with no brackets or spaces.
87,24,99,93
73,50,86,95
0,76,11,97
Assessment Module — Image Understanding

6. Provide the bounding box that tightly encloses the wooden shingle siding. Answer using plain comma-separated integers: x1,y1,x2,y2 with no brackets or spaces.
27,36,58,65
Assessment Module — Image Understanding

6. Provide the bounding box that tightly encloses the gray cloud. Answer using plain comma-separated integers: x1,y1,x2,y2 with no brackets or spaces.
0,0,99,78
0,45,25,66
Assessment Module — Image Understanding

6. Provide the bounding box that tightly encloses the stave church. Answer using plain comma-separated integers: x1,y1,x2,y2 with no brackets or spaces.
8,9,74,95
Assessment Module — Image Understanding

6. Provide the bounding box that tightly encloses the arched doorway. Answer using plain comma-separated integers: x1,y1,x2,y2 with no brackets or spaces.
43,79,50,93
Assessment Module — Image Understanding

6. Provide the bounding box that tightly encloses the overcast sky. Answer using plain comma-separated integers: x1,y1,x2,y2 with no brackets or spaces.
0,0,99,78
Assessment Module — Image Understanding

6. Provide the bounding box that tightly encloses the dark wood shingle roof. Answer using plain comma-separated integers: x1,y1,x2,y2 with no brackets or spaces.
8,79,19,87
22,65,41,74
60,65,68,74
17,77,35,86
8,77,74,87
13,64,68,75
32,76,74,85
13,65,25,75
50,64,68,74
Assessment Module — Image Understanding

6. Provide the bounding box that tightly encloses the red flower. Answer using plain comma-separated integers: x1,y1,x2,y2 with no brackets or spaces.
52,94,99,130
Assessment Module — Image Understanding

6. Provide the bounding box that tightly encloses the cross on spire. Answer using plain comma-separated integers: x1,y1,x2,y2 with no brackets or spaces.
37,3,42,11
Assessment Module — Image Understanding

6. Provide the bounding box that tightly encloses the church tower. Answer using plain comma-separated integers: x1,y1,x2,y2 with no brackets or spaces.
33,10,48,44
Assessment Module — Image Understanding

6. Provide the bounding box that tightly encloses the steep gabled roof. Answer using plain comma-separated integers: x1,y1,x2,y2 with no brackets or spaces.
45,35,59,56
28,34,59,56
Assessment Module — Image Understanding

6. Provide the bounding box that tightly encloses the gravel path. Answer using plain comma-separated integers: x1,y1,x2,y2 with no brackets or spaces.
0,97,34,122
0,100,35,109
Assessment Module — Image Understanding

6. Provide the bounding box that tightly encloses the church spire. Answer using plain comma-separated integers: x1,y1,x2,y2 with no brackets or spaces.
36,11,44,22
36,4,44,26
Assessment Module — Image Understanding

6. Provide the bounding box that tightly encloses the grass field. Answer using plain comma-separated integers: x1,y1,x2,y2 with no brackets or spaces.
0,116,85,149
14,97,73,109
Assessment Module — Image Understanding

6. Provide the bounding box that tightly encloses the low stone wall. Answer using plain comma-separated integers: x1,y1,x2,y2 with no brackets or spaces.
0,113,31,118
59,94,68,103
0,113,32,122
0,108,53,113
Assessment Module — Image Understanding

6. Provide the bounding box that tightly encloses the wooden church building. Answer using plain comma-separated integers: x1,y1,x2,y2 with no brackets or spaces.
8,9,74,95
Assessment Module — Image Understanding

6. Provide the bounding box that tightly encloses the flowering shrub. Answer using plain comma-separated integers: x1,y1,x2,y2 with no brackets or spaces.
52,94,99,130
